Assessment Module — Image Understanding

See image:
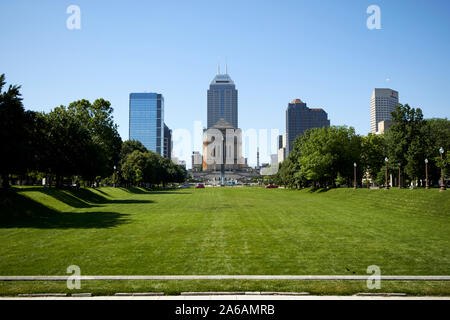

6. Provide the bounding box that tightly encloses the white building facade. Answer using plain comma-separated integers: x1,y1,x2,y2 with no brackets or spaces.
370,88,399,134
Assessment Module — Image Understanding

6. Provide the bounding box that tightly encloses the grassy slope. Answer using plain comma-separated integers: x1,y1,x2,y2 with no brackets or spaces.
0,186,449,295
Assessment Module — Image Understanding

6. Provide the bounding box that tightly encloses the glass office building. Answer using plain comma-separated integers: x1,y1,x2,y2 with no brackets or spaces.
207,73,238,128
129,93,164,155
163,123,172,159
286,99,330,154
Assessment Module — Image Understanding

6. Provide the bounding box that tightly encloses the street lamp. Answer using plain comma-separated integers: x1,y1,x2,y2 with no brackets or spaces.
385,157,389,190
398,163,401,189
440,147,446,191
353,162,357,190
221,135,225,185
113,165,117,188
424,159,429,189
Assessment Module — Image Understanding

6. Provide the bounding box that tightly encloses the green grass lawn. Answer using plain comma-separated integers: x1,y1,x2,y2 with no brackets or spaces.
0,186,449,295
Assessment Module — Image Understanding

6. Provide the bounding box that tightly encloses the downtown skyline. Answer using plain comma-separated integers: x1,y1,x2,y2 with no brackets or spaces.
1,0,449,167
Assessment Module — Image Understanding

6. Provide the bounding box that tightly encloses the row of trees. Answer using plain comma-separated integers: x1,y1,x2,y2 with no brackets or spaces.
0,74,186,188
274,104,449,188
119,140,186,187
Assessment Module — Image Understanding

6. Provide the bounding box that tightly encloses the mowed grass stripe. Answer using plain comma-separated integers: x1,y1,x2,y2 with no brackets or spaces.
0,186,448,276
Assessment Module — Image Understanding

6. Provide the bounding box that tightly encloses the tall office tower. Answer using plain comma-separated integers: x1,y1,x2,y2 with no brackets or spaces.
370,88,399,134
278,134,287,164
286,99,330,154
207,71,238,128
256,147,260,169
192,151,202,171
163,123,172,159
129,93,164,155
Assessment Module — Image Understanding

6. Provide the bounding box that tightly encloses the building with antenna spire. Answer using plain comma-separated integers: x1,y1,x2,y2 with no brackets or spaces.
188,66,260,184
207,66,238,128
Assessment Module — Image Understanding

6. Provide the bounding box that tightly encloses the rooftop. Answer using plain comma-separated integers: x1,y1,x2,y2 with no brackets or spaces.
211,118,235,129
210,73,235,85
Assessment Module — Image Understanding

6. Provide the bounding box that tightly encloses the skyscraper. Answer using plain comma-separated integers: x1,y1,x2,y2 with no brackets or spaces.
163,123,172,159
286,99,330,154
256,147,260,169
129,93,164,155
370,88,399,134
192,151,202,171
207,72,238,128
278,133,287,164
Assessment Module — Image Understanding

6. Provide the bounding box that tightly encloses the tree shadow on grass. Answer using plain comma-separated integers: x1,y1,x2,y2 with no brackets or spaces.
120,187,191,195
14,187,102,208
308,187,331,193
26,187,96,208
0,210,130,229
13,187,155,208
93,188,109,195
0,190,130,229
69,188,156,204
120,186,148,194
67,188,110,204
109,199,154,204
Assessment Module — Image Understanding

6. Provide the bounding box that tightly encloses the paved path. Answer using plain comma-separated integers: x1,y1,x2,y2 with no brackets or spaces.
1,275,449,281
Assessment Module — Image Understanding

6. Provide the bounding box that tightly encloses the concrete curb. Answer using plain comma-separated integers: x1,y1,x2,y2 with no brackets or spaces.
268,292,310,296
71,293,92,297
114,292,164,296
181,292,244,296
356,293,407,297
179,291,311,296
17,293,67,297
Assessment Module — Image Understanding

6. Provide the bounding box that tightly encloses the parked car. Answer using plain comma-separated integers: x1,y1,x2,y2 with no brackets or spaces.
195,183,205,189
265,184,279,188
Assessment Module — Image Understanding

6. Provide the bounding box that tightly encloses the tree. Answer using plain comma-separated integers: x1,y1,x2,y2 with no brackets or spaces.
263,175,273,185
385,104,426,183
25,111,51,175
0,74,28,188
121,149,186,187
44,106,103,187
296,126,362,187
171,163,187,184
121,150,153,186
361,133,386,182
68,99,122,177
120,140,148,165
286,140,305,188
335,173,346,187
421,118,450,185
158,157,172,187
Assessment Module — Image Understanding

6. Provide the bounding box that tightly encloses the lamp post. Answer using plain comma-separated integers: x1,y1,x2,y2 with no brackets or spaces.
385,157,389,190
425,159,429,189
113,165,116,188
221,135,225,185
398,163,401,189
440,147,446,191
353,162,357,189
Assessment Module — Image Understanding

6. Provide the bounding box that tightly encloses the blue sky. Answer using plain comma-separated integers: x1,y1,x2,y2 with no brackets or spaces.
1,0,449,166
